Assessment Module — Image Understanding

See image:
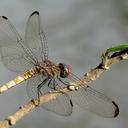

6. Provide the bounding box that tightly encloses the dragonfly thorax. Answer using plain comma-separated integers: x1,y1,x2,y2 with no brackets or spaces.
58,63,71,78
36,60,60,77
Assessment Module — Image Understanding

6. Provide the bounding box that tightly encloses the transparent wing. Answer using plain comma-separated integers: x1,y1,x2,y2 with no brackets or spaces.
26,75,44,99
68,86,119,118
24,11,48,61
42,93,73,116
63,73,119,118
26,75,73,116
0,16,37,72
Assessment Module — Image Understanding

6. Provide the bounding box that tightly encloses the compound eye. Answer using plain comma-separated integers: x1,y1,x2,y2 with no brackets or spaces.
58,63,70,78
58,63,64,70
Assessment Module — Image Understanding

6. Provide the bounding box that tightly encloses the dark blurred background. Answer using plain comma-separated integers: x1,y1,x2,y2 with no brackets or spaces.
0,0,128,128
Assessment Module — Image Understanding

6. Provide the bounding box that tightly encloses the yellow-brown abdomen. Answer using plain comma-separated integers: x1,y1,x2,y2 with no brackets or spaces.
0,68,36,94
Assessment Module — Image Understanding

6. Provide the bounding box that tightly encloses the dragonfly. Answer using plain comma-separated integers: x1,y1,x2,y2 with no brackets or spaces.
0,11,119,118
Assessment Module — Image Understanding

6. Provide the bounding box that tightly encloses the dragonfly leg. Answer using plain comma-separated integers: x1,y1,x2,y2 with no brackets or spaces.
52,79,57,90
47,78,57,90
36,78,49,105
48,79,53,89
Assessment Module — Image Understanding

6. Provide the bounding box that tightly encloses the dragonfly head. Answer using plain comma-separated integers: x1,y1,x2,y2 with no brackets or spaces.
58,63,71,78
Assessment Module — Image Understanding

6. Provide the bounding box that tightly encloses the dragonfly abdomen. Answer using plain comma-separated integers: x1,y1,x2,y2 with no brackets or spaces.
0,68,37,93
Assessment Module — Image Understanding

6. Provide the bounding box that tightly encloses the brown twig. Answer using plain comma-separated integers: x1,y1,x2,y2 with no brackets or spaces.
0,51,128,128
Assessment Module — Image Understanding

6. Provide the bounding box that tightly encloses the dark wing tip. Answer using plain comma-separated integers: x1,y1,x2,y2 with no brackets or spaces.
2,16,8,20
31,11,40,16
112,101,119,118
70,99,73,107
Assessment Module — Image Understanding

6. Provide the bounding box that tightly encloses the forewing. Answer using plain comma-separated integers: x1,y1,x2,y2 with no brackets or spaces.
26,76,73,116
0,16,36,72
58,73,119,118
25,11,48,61
68,86,119,118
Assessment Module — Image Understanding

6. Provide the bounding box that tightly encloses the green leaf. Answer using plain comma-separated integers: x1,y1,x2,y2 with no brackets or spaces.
105,44,128,56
